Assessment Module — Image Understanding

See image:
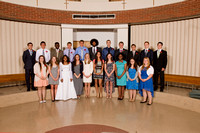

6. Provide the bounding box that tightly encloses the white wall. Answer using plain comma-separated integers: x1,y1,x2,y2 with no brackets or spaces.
2,0,185,11
0,20,61,75
131,18,200,77
73,29,117,48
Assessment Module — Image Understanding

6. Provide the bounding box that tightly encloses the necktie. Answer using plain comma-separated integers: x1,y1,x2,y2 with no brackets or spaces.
81,48,83,60
30,50,32,56
145,50,148,56
93,47,95,54
57,49,59,57
133,51,135,57
43,49,45,56
108,48,110,53
157,50,160,58
120,49,122,53
68,49,70,59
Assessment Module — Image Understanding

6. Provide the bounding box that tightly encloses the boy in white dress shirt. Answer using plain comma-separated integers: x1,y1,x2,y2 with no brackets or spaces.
36,41,51,63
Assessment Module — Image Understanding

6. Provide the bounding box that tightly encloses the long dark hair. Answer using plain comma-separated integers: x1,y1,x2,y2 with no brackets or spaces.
50,56,59,70
72,54,80,66
128,57,137,71
106,53,114,64
94,51,103,64
38,55,48,72
62,55,70,64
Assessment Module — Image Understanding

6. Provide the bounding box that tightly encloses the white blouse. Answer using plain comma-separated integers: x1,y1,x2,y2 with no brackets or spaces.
59,62,73,79
138,65,154,76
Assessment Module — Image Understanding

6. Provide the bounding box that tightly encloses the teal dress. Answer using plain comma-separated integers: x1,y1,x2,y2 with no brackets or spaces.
116,60,127,86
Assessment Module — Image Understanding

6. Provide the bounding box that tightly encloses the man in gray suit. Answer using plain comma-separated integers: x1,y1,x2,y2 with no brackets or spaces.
51,42,63,63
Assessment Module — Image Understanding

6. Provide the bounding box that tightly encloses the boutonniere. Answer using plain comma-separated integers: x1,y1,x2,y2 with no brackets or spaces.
44,64,47,67
148,50,150,52
160,50,162,53
84,49,86,51
96,49,98,51
136,52,138,55
71,52,73,54
112,48,114,50
32,50,34,52
123,50,125,51
59,50,62,52
46,51,48,53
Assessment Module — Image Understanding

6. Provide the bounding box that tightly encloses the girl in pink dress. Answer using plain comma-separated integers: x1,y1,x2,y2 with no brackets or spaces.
34,55,49,103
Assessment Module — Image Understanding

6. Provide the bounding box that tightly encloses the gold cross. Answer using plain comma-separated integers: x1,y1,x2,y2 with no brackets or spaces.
36,0,39,6
122,0,126,9
64,0,69,9
153,0,155,6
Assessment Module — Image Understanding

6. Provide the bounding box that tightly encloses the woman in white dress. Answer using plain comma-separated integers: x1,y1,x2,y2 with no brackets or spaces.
83,53,93,98
55,55,77,100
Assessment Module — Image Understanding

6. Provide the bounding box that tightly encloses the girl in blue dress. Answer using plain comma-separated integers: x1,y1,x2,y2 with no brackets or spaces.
139,57,154,105
115,53,127,100
126,58,138,102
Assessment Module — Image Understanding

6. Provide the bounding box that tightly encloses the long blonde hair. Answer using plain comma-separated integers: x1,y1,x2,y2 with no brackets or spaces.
141,57,150,70
84,53,91,64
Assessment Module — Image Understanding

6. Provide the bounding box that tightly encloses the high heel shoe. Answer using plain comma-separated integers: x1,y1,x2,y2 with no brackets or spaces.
140,100,147,103
147,101,153,105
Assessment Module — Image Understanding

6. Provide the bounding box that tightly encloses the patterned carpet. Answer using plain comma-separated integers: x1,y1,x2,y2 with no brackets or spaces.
46,124,129,133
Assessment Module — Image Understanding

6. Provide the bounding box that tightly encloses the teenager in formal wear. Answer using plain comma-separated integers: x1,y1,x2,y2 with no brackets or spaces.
140,41,153,65
50,42,63,63
114,41,128,61
34,55,49,103
36,41,51,63
55,55,77,100
139,57,154,105
89,39,102,61
102,40,115,61
153,42,167,92
75,40,89,61
72,54,83,99
83,53,93,98
22,42,36,91
126,58,139,102
93,51,104,98
104,53,115,99
115,53,127,100
48,56,60,102
64,42,75,62
128,44,140,65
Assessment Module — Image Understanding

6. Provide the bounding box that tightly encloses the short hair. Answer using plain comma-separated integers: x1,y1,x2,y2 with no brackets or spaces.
119,41,124,45
27,42,33,46
79,40,84,43
55,42,59,45
40,41,46,45
144,41,149,44
67,42,72,45
157,42,163,46
131,44,136,47
106,40,111,43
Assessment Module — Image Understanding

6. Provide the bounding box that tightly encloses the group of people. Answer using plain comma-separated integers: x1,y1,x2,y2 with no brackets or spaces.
22,39,167,105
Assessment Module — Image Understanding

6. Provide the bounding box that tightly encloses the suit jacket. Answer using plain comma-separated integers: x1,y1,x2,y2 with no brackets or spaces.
114,48,128,61
22,49,36,69
153,50,167,71
102,47,115,61
88,47,102,61
128,51,140,65
140,49,153,65
51,48,63,63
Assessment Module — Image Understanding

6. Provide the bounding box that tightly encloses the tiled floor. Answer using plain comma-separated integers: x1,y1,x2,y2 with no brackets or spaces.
0,97,200,133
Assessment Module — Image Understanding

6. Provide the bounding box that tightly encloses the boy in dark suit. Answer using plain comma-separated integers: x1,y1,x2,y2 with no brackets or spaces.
114,41,128,61
102,40,115,61
22,42,36,91
128,44,140,65
88,39,102,61
153,42,167,92
140,41,153,65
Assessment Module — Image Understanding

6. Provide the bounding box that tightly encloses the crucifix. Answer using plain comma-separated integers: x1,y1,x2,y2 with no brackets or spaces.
122,0,126,9
64,0,69,9
36,0,39,6
153,0,155,6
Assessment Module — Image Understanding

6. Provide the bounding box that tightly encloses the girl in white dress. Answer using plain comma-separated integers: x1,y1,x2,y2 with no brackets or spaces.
55,55,77,100
83,53,93,98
